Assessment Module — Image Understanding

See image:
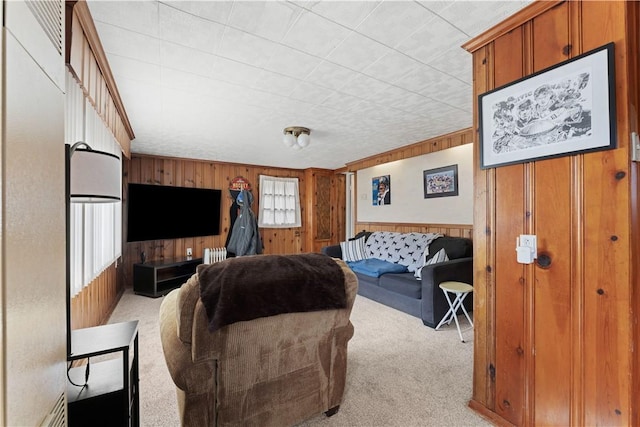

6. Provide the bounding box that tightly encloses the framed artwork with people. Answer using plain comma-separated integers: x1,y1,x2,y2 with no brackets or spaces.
372,175,391,206
479,42,616,169
423,165,458,199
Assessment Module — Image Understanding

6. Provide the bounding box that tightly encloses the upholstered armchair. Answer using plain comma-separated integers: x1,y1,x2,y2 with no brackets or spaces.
159,254,358,427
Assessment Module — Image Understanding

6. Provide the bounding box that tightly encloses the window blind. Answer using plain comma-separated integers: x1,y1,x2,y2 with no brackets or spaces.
65,70,122,297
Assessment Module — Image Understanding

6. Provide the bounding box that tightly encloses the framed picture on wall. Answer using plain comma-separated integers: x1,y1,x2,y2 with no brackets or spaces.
372,175,391,206
423,165,458,198
478,42,616,169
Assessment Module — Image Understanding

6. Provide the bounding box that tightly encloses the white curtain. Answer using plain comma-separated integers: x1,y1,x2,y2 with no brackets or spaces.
258,175,301,228
65,71,122,297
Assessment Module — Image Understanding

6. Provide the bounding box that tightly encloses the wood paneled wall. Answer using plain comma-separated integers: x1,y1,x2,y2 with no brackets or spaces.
121,155,310,288
465,1,639,425
70,264,120,330
354,222,472,239
345,128,472,171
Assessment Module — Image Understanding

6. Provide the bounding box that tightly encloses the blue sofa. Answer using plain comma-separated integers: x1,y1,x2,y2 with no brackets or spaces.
322,233,473,328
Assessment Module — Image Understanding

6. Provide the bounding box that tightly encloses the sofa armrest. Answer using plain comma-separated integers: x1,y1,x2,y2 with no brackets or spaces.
321,244,343,259
420,257,473,328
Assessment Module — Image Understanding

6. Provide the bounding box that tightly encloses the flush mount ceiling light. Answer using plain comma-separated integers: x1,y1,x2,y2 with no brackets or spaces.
283,126,311,150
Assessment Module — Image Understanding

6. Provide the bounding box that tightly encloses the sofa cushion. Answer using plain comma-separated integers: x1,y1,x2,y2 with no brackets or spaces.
340,236,368,262
379,273,422,299
364,231,442,272
425,236,472,262
414,247,450,280
348,258,408,278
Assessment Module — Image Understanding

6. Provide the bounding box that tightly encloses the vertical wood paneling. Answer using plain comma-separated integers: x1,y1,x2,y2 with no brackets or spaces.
466,1,638,426
530,5,573,426
122,156,311,288
354,222,472,238
471,43,494,412
345,128,473,172
70,263,121,330
627,4,640,426
492,27,527,426
580,2,631,425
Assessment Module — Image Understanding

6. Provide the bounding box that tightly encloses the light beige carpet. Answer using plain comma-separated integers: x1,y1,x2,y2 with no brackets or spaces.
108,287,491,427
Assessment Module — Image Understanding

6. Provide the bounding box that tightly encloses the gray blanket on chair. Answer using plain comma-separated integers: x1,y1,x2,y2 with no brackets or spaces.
198,253,347,332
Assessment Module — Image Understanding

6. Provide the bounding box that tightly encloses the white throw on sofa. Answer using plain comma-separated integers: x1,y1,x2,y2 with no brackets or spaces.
323,231,473,328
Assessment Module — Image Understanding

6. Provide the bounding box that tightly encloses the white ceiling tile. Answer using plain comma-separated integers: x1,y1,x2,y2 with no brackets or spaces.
158,3,226,54
416,1,455,15
281,11,351,58
227,1,304,42
162,1,233,26
308,1,381,30
252,70,302,97
327,31,392,72
288,81,334,104
336,73,390,100
321,91,364,112
363,51,423,84
88,0,533,169
217,27,279,68
107,55,161,86
442,84,473,111
305,61,360,91
395,16,468,65
94,22,161,64
355,1,435,48
428,47,472,84
263,45,323,80
439,1,534,37
88,0,160,38
160,41,216,77
211,56,262,86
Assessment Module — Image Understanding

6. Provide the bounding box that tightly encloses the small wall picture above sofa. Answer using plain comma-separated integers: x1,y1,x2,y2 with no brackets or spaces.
322,231,473,328
372,175,391,206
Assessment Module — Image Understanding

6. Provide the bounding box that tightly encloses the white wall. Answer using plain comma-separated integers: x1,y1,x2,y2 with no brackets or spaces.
357,144,473,224
2,1,66,425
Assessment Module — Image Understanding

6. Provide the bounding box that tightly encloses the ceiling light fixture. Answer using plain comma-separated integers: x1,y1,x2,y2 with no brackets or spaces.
283,126,311,150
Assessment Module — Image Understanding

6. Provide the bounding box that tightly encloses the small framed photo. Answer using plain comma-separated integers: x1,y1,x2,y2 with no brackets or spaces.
423,165,458,199
479,42,616,169
372,175,391,206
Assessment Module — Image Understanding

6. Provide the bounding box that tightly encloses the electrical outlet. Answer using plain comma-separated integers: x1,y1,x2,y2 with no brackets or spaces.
186,248,192,256
519,235,536,249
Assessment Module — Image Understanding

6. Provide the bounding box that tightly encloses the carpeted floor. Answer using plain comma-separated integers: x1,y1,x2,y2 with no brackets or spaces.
108,287,491,427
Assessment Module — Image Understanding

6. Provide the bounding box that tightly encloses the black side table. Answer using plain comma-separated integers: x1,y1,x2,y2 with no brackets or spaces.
67,320,139,427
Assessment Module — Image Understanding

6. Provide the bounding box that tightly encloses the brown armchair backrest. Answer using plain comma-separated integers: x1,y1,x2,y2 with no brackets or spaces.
160,257,358,427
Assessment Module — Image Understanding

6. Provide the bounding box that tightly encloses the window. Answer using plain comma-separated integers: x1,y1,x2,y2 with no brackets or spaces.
258,175,301,228
66,71,122,297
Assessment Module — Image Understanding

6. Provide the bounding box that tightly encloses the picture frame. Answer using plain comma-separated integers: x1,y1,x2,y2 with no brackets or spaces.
423,165,458,199
479,42,616,169
372,175,391,206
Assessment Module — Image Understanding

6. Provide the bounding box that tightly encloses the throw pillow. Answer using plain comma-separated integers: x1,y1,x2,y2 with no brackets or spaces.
414,248,449,280
340,236,367,262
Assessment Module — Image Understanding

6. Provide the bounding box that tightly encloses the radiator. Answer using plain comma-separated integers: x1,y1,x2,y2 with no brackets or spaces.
203,247,227,264
40,393,65,427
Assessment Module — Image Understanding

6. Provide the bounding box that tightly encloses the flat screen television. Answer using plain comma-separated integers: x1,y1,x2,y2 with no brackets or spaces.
127,183,222,242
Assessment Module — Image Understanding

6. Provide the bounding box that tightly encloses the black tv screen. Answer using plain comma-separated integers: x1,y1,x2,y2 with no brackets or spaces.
127,183,222,242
